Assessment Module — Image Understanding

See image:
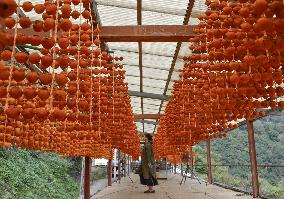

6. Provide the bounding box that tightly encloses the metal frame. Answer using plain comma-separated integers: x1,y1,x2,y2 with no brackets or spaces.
128,83,172,90
111,47,178,58
128,91,169,100
132,101,162,108
126,74,167,81
124,63,178,72
137,0,144,133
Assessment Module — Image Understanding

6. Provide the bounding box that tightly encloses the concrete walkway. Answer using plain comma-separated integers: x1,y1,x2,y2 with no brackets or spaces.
91,173,254,199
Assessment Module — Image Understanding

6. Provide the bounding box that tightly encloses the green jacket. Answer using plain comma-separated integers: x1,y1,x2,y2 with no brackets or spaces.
141,142,156,179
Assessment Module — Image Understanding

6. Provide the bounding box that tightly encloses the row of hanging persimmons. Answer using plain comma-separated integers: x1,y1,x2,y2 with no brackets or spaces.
0,0,140,160
154,0,284,162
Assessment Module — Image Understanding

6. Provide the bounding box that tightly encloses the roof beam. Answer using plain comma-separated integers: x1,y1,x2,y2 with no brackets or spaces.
136,119,158,125
128,91,169,100
135,114,163,120
8,25,195,42
101,25,195,42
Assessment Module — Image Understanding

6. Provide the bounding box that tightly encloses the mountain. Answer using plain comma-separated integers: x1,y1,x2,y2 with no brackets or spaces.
195,111,284,198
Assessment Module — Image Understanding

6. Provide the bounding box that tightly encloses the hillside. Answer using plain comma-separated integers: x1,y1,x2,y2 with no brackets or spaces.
195,112,284,198
0,148,81,199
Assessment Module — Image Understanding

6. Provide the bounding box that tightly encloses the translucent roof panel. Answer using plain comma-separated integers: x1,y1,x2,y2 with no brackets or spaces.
97,5,137,25
125,76,140,87
144,123,156,133
124,65,169,81
96,0,187,16
143,98,161,106
143,108,160,115
142,11,184,25
95,0,208,133
142,43,177,57
142,53,173,71
110,42,176,57
142,86,164,95
136,122,144,132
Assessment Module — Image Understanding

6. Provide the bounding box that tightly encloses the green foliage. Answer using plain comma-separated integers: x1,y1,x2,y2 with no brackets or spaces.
92,167,107,182
195,114,284,198
0,148,80,199
194,147,207,175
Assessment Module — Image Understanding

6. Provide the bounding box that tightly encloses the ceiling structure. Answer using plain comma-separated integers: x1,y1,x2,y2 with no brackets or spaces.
95,0,207,134
14,0,207,135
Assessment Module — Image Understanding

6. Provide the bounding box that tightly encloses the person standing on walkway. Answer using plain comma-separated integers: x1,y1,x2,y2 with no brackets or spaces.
140,133,158,193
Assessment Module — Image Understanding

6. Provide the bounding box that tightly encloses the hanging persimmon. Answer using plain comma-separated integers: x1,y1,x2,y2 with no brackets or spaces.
28,52,41,64
14,52,28,63
59,18,72,31
33,20,44,32
19,17,32,29
22,1,33,12
0,0,17,18
61,4,71,18
4,17,16,29
26,71,39,84
12,68,26,82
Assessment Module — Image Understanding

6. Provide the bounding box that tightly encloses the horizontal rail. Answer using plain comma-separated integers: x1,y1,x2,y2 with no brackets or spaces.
213,182,271,199
194,164,284,168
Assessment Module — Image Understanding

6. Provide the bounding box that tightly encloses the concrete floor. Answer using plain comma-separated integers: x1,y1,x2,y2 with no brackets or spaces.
91,173,255,199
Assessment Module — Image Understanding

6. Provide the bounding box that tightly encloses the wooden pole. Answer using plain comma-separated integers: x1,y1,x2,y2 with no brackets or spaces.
107,159,112,186
123,154,127,177
127,156,130,174
247,120,260,198
207,140,213,184
113,148,117,179
174,164,176,174
181,164,183,176
117,150,121,181
190,149,194,179
84,157,91,199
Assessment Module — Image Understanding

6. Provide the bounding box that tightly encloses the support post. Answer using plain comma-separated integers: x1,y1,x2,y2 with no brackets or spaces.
123,154,127,177
84,157,91,199
113,148,117,180
181,164,183,176
174,164,176,174
118,150,121,181
247,120,260,198
207,140,213,184
127,156,130,175
190,149,194,180
107,159,112,186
